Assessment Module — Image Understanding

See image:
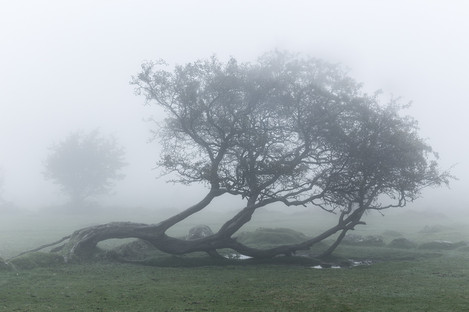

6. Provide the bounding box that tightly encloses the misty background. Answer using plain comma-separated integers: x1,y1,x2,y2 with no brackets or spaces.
0,1,467,218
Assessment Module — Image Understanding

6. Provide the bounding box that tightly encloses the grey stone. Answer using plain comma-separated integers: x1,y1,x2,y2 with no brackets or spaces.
342,234,385,246
388,238,417,249
187,225,214,240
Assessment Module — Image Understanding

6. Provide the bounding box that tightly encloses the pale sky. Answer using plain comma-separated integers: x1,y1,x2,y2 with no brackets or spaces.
0,0,468,213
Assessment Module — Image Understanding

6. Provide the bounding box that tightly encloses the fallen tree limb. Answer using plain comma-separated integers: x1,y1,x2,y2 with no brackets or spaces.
7,235,71,261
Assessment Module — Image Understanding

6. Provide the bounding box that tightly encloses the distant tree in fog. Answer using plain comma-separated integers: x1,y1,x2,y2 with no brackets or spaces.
31,51,450,261
43,130,126,207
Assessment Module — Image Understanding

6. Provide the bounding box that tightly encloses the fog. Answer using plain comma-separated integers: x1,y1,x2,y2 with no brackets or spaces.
1,1,468,218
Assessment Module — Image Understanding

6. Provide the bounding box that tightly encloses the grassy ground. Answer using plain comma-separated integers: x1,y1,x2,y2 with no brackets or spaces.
1,208,469,311
1,253,469,311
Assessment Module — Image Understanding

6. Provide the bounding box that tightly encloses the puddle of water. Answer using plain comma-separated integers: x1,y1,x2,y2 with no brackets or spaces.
224,253,373,268
311,259,373,269
225,253,252,260
351,259,373,266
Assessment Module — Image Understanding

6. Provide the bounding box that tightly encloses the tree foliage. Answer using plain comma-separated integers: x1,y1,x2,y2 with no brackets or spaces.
132,52,447,233
30,51,449,261
44,130,126,206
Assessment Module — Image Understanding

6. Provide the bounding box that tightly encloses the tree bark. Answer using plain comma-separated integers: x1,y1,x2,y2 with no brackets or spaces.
42,216,362,262
18,196,368,262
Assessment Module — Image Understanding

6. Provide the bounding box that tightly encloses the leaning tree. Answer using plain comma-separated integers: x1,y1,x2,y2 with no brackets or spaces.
28,51,449,261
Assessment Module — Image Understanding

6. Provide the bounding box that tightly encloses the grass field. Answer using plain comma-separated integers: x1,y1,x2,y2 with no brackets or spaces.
1,253,469,311
1,208,469,311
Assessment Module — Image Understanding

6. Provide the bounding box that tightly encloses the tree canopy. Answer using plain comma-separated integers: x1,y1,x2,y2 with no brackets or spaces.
29,51,449,261
132,52,447,236
44,130,126,207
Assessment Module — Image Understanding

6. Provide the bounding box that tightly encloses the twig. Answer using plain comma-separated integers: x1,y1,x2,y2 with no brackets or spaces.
7,235,71,261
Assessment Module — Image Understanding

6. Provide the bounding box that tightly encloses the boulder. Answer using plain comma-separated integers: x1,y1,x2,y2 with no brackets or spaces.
419,240,467,250
388,238,417,249
419,240,457,250
419,225,447,234
342,234,385,247
108,239,162,261
186,225,214,240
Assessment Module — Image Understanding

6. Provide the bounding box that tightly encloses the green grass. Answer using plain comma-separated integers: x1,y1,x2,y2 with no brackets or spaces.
1,254,469,311
1,208,469,311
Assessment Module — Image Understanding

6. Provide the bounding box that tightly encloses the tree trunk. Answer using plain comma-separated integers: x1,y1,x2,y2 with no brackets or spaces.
318,229,348,258
19,194,368,263
46,218,360,262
